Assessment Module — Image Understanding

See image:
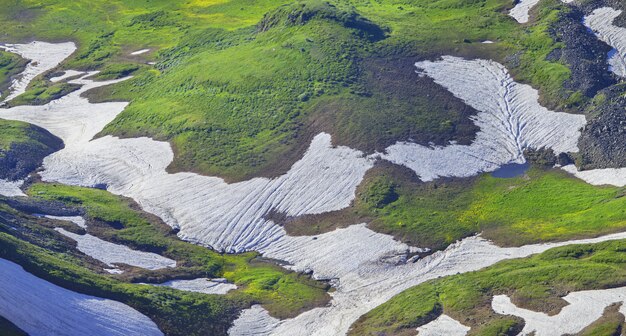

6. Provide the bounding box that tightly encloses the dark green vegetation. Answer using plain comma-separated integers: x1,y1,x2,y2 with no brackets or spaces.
0,120,63,180
0,315,27,336
349,240,626,336
0,0,585,181
0,182,330,335
0,50,26,100
284,164,626,251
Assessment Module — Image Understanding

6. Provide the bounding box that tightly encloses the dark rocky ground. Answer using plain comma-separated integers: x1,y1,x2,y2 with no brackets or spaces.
553,0,626,170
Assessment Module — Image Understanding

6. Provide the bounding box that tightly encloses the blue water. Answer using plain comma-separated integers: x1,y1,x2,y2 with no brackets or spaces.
491,162,530,178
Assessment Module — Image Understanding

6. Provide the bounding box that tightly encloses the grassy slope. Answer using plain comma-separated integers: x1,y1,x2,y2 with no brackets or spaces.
18,183,329,331
371,168,626,249
0,0,576,181
285,165,626,251
350,240,626,336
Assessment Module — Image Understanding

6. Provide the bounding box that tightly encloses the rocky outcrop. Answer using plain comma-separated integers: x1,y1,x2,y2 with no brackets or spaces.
0,124,63,181
578,85,626,170
549,7,615,98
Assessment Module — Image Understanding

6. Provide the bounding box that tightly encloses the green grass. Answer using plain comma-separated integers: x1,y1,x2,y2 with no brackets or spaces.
0,0,579,180
342,167,626,250
350,239,626,335
26,183,330,319
0,50,27,100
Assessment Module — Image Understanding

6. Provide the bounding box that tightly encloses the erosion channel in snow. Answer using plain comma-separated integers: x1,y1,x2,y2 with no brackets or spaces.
383,56,585,181
2,42,626,335
0,258,163,336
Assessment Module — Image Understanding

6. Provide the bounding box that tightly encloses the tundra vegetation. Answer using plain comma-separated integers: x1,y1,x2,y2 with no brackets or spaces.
0,182,330,335
1,0,626,334
0,0,583,181
350,239,626,336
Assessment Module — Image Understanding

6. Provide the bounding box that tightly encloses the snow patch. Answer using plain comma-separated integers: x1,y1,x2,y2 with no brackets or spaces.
584,7,626,78
55,228,176,270
130,49,150,55
147,278,237,295
0,41,76,103
493,287,626,336
0,258,162,336
509,0,574,24
416,314,470,336
50,70,85,82
383,56,585,181
229,305,280,336
0,178,25,196
561,164,626,187
45,215,87,228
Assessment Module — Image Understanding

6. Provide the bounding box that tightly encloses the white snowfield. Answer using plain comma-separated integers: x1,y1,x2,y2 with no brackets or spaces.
0,41,76,103
0,258,163,336
492,287,626,336
416,314,470,336
509,0,574,24
384,56,586,181
2,42,626,335
55,228,176,270
45,215,87,228
585,7,626,78
0,178,25,196
147,278,237,295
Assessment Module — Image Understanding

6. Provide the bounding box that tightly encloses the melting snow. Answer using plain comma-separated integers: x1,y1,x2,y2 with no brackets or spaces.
147,278,237,295
130,49,150,55
50,70,85,82
45,215,87,228
493,287,626,336
0,178,25,196
0,41,76,103
416,314,470,336
0,258,163,336
55,228,176,270
383,56,585,181
584,7,626,78
229,305,280,336
509,0,575,24
561,164,626,187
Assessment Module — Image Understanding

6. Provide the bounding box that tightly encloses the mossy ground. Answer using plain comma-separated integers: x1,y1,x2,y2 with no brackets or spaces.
349,240,626,336
0,0,580,181
0,182,331,334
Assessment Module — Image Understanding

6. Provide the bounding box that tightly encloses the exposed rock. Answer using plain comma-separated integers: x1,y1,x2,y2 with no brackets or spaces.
578,85,626,170
549,7,615,98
